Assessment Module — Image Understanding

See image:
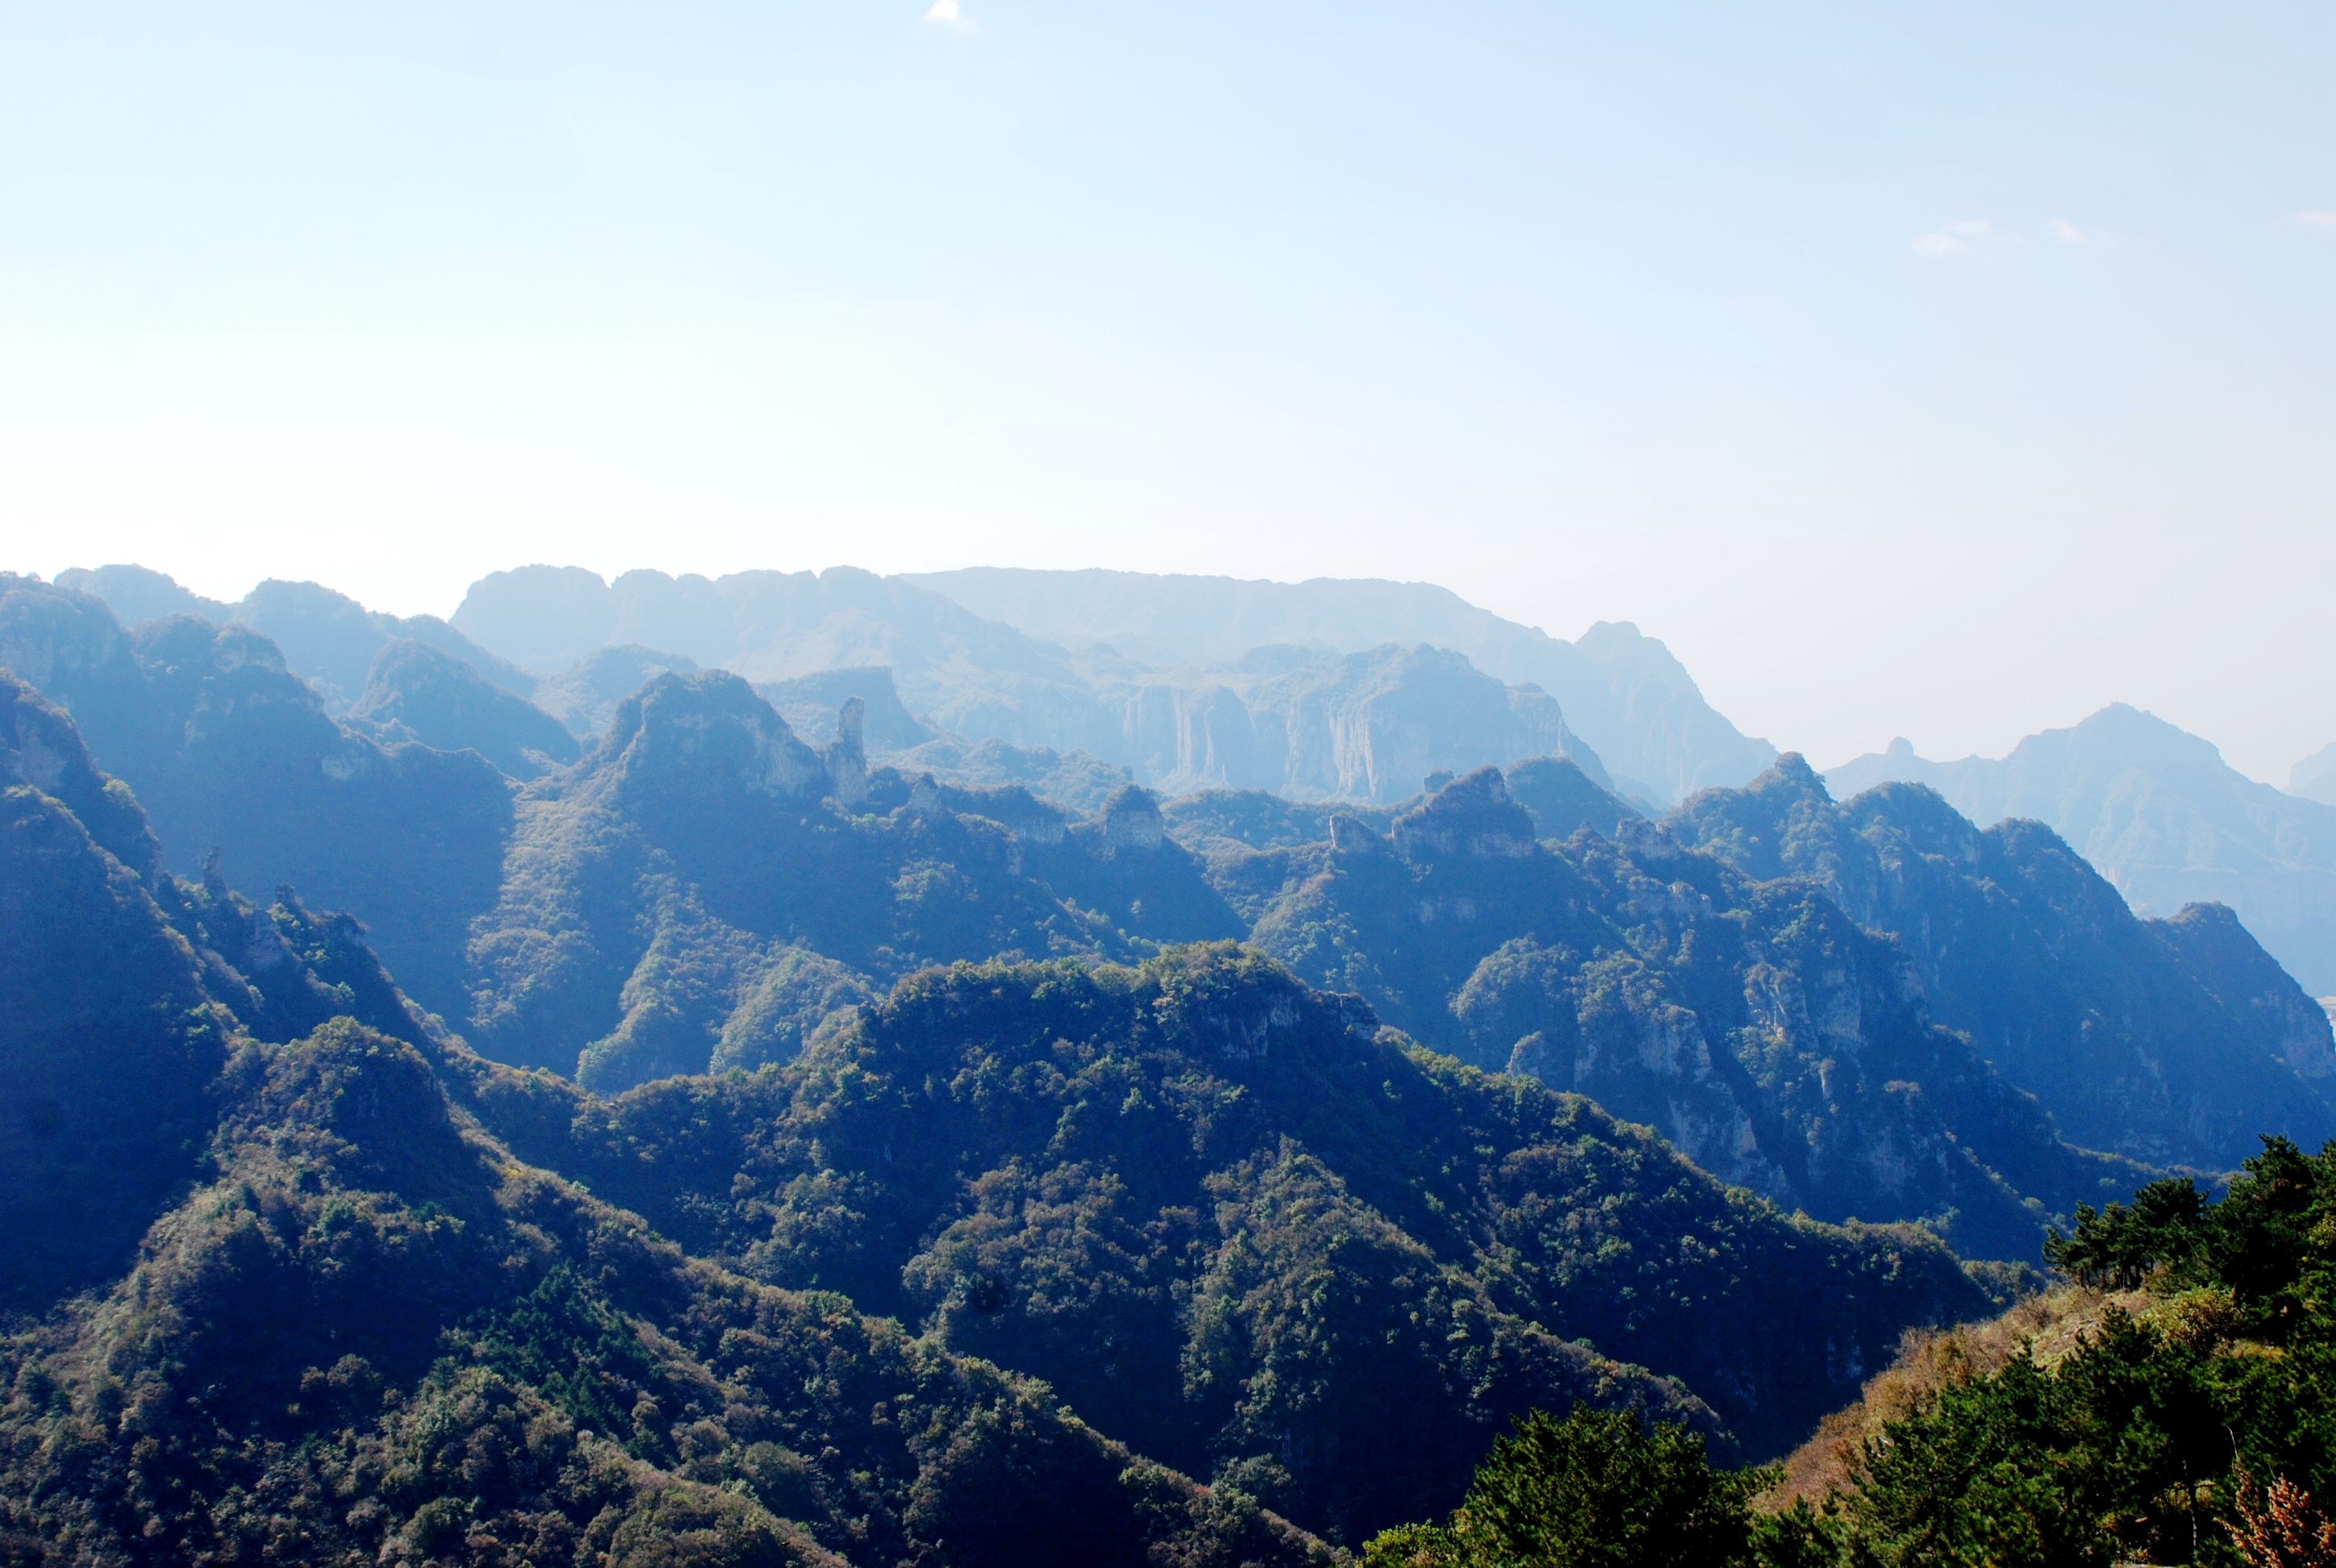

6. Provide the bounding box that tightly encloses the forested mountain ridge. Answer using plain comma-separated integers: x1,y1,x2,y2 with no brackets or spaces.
1829,704,2336,994
348,638,583,782
14,571,2324,1262
468,948,1997,1536
0,693,1992,1556
0,802,1338,1563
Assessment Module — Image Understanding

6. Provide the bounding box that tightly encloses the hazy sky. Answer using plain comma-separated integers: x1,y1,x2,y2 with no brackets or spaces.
4,3,2331,782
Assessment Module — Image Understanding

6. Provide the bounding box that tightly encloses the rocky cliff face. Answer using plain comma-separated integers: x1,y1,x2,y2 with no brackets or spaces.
1675,753,2336,1169
603,670,832,808
1238,767,2139,1258
1088,644,1613,804
900,566,1778,800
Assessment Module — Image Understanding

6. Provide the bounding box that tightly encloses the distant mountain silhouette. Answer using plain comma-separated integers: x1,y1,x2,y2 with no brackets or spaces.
59,563,534,710
529,641,701,736
348,639,581,781
450,565,1628,805
1829,705,2336,992
902,566,1778,800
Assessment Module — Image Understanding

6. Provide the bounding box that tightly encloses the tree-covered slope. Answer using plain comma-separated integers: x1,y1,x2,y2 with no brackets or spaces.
0,739,1337,1568
0,698,1996,1558
453,947,1995,1541
1667,755,2336,1170
1762,1138,2336,1566
1354,1136,2336,1566
1230,769,2151,1261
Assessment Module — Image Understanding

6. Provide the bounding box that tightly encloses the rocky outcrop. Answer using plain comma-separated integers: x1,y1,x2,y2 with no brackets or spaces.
1391,768,1537,861
824,696,871,809
1100,784,1166,851
603,671,830,807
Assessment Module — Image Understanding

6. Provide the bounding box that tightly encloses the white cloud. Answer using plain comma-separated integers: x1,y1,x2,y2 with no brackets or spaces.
1913,219,2009,261
926,0,972,27
2288,210,2336,233
2047,219,2102,246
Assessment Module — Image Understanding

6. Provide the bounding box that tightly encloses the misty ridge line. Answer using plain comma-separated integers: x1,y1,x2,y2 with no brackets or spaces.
26,557,2336,1005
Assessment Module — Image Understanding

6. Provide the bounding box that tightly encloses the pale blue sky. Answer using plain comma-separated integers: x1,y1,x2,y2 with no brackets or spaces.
2,2,2330,779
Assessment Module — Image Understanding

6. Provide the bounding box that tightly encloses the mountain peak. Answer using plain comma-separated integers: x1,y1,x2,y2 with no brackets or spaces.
1393,765,1537,860
1750,750,1831,802
603,670,828,803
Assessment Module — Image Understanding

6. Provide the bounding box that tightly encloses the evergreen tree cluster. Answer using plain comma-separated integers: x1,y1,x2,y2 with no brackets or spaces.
1370,1137,2336,1566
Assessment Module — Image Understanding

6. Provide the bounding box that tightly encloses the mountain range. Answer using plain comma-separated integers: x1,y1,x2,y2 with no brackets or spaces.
0,661,1992,1556
442,565,1742,805
897,567,1781,801
12,558,2336,1560
1830,705,2336,993
10,571,2332,1270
